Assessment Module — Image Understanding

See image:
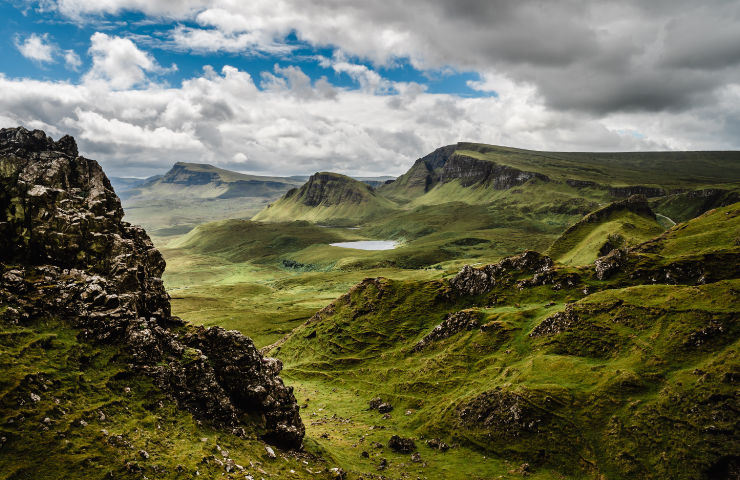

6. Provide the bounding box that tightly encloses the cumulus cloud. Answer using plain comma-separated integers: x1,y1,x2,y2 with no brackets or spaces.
64,49,82,70
3,2,739,178
15,33,55,63
83,32,176,89
38,0,740,116
2,55,737,178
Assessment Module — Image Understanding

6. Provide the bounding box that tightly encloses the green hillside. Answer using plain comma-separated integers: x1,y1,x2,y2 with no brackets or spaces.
266,203,740,479
253,172,397,226
452,143,740,187
546,195,665,265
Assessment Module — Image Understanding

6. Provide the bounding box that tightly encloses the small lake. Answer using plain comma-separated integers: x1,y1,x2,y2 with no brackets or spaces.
329,240,398,250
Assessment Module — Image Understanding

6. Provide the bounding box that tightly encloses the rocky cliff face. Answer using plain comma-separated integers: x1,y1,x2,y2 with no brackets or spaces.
381,144,549,200
161,162,223,185
450,251,554,296
440,153,549,189
0,127,304,448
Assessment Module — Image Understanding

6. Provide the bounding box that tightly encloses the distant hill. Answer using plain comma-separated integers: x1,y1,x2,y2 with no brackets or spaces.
253,172,396,225
379,142,740,204
123,162,302,201
121,162,303,237
109,174,162,194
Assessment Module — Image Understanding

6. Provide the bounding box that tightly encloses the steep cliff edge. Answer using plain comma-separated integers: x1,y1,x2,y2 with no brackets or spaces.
0,127,304,449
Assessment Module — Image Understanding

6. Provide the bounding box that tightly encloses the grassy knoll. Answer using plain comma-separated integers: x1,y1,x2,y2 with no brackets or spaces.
546,196,665,265
253,172,397,226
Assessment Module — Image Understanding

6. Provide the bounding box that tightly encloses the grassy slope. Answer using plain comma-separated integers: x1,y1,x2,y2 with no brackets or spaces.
161,220,448,346
0,315,334,480
266,203,740,479
546,205,665,266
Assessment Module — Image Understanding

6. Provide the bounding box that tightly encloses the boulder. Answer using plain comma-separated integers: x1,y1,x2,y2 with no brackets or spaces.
388,435,416,453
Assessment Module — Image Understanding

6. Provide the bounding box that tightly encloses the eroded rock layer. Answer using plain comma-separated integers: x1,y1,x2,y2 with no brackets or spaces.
0,127,304,449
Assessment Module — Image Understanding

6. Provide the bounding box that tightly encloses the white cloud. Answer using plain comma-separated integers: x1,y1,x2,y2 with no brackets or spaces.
64,49,82,70
2,57,738,179
37,0,740,117
83,32,175,90
15,33,55,63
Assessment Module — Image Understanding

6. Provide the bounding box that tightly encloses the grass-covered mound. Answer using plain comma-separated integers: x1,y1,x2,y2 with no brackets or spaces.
168,219,361,263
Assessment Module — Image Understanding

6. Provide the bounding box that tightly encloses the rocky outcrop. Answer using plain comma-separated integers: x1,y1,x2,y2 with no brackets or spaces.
450,251,553,296
413,309,481,351
594,248,628,280
388,435,416,453
0,127,304,449
440,153,549,189
608,186,665,198
457,388,549,437
530,305,579,337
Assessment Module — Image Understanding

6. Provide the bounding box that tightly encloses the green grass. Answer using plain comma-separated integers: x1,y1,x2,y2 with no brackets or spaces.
260,204,740,479
547,209,664,265
637,203,740,258
0,316,335,480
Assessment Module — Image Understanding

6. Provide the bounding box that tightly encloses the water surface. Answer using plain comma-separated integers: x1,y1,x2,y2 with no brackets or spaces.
329,240,398,250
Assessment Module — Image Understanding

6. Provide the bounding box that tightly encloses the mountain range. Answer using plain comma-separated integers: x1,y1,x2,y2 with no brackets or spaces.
2,127,739,480
118,162,396,237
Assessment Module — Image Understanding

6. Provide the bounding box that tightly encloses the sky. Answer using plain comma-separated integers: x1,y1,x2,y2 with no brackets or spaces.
1,1,739,177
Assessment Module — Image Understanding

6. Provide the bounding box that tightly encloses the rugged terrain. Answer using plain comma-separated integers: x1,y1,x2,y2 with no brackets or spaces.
161,142,739,479
270,202,740,479
3,128,739,479
0,128,336,479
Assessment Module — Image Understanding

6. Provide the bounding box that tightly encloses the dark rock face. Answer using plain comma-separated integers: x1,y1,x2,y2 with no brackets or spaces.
440,153,549,189
451,251,553,296
608,186,665,198
566,179,598,189
388,435,416,453
288,172,371,207
386,144,549,196
0,127,304,449
425,438,450,451
162,162,221,185
413,309,481,351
